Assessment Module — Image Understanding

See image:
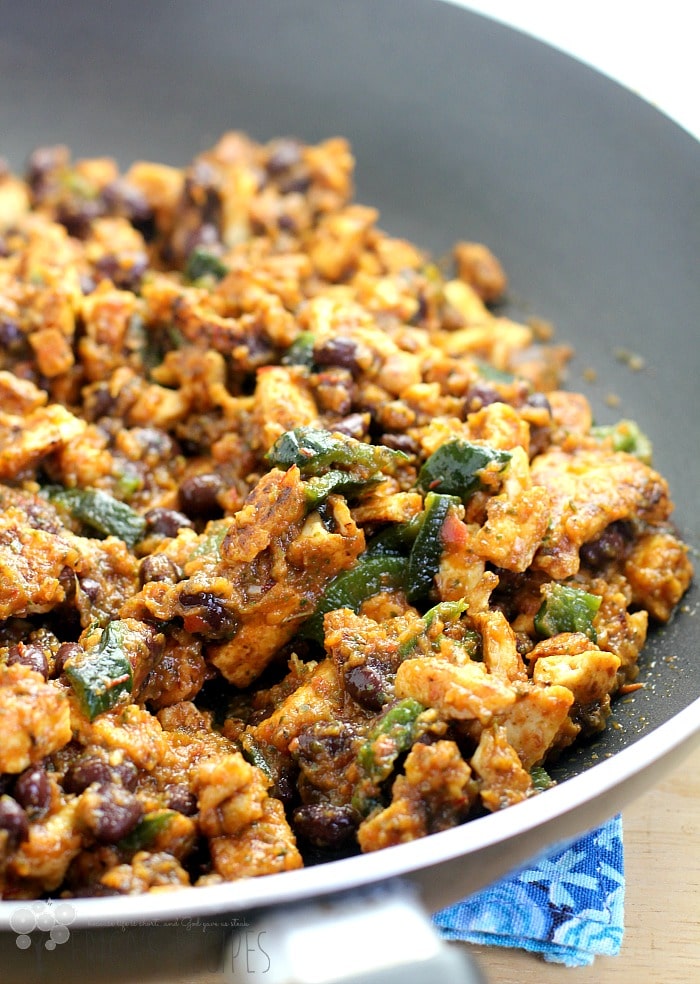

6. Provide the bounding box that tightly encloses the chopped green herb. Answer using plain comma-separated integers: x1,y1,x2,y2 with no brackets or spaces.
64,620,134,720
534,582,601,642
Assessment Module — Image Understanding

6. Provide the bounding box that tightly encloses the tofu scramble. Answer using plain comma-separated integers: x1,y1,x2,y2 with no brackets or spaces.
0,132,692,899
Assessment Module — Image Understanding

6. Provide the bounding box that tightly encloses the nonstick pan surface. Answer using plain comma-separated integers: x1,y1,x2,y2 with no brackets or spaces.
0,0,698,960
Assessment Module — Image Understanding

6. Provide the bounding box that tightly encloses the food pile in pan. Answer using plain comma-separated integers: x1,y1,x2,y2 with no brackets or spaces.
0,132,692,898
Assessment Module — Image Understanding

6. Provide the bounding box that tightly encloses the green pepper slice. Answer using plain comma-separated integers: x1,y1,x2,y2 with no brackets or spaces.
64,620,134,720
303,470,380,509
44,485,146,548
590,419,652,464
184,247,228,283
281,331,316,368
406,492,460,604
529,765,555,791
534,583,601,643
187,519,231,561
364,514,423,559
117,810,177,854
300,554,408,644
396,599,468,658
417,439,512,501
265,426,406,479
352,698,425,815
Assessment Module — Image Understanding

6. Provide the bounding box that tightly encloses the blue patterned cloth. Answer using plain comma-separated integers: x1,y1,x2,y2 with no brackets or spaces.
433,815,625,966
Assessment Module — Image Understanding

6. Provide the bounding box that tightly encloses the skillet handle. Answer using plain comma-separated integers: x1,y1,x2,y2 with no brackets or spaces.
220,879,486,983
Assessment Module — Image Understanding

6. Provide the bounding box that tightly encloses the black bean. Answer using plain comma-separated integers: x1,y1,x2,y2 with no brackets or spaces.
14,765,51,817
58,565,77,603
0,317,23,350
144,507,193,539
64,753,138,795
331,414,368,441
0,795,28,848
184,162,222,227
87,786,143,844
52,641,82,679
85,384,116,421
179,591,236,638
182,223,221,257
525,391,552,413
266,140,303,175
344,660,389,712
78,577,101,602
25,145,69,194
111,759,139,792
464,382,501,413
56,198,104,238
295,722,355,763
6,642,49,679
580,521,631,571
164,783,198,816
94,252,148,290
100,178,154,227
278,173,311,195
378,433,418,455
293,803,358,849
178,473,225,520
80,273,97,294
63,757,114,794
139,554,181,587
313,338,360,374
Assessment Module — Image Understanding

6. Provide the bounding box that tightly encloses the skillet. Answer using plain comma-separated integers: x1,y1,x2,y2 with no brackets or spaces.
0,1,698,980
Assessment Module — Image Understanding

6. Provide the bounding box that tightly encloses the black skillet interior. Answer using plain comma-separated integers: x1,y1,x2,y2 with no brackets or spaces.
1,0,698,780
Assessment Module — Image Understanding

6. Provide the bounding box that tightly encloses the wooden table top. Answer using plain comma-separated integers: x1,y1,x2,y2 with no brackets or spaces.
468,742,700,983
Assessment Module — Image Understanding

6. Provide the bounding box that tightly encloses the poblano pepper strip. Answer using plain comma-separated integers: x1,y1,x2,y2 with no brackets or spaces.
117,810,177,854
265,426,407,479
397,599,468,658
299,554,408,644
534,582,601,642
44,485,146,548
303,469,381,508
281,331,316,368
184,246,228,283
590,419,653,464
530,765,555,791
417,439,512,500
352,698,425,815
406,491,461,604
64,620,134,720
364,514,423,558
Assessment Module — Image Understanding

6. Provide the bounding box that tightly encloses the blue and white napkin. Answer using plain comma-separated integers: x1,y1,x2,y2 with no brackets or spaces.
434,815,625,967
